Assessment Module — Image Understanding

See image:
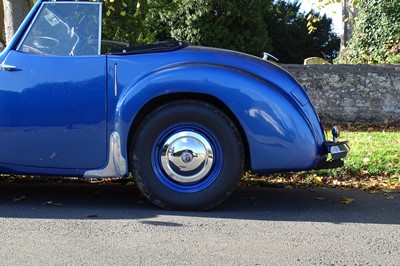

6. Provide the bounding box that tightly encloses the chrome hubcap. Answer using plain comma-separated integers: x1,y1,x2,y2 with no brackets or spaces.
160,131,214,183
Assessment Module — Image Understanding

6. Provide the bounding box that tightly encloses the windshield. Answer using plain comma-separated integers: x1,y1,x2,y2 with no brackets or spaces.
18,2,101,56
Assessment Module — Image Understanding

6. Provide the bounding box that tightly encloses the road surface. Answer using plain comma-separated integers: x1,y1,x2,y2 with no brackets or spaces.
0,182,399,265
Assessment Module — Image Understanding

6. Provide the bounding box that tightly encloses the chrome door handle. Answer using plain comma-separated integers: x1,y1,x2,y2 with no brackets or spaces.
0,63,16,71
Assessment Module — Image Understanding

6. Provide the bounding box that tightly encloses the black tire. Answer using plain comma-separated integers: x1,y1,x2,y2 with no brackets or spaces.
130,100,244,210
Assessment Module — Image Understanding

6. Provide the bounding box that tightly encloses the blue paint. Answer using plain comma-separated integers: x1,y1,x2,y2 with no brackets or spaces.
0,51,107,169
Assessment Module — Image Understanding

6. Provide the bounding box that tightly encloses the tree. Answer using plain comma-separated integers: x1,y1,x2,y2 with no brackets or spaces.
340,0,358,51
2,0,30,45
303,0,357,52
265,0,340,64
102,0,161,45
337,0,400,63
102,0,274,56
307,0,399,63
155,0,273,56
0,0,5,47
2,0,340,63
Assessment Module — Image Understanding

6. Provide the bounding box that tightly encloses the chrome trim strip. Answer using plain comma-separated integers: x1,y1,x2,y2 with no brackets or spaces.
84,132,127,178
0,63,16,71
114,63,118,97
97,3,102,55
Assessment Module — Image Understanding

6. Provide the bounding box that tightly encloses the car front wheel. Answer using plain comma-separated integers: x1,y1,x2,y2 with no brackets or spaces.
130,100,244,210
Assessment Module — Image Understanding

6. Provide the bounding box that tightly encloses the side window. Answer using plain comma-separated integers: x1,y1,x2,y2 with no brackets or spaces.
18,3,101,56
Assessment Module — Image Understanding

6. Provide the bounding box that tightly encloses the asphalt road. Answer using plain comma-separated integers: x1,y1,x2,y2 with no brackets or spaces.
0,182,399,265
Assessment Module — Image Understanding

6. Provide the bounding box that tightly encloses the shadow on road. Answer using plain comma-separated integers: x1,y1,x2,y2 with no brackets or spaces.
0,182,398,224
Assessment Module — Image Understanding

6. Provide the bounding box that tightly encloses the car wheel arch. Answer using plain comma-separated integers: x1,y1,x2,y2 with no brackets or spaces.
126,93,251,173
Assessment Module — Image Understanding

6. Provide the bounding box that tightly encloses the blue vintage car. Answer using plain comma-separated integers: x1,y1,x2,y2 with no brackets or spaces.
0,0,349,210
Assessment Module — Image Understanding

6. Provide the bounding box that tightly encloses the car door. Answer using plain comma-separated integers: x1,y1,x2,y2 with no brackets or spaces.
0,2,107,170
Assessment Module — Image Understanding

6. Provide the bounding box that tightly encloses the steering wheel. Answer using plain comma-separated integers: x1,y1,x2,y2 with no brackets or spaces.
31,36,60,50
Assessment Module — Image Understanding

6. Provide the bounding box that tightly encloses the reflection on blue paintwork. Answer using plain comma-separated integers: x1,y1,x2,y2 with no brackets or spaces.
0,51,106,169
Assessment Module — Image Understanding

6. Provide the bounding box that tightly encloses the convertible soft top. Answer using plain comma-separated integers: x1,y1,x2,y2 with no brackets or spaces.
110,41,191,55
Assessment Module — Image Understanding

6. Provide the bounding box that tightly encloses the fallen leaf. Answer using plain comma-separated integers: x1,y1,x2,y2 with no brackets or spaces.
313,176,324,185
363,158,370,164
42,201,62,206
340,196,354,204
314,197,327,201
386,195,395,200
10,195,26,202
347,122,353,130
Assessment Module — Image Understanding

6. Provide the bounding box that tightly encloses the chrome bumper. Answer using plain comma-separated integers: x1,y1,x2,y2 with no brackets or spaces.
315,141,350,170
326,141,350,160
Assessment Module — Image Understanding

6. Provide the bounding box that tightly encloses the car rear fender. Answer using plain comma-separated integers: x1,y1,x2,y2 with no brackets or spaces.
114,63,325,173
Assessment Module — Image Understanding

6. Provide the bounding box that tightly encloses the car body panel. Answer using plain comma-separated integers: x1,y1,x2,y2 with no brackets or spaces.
0,50,107,171
109,47,326,173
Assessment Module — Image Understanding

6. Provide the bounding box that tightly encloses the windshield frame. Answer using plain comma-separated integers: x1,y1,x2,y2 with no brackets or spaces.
16,1,102,56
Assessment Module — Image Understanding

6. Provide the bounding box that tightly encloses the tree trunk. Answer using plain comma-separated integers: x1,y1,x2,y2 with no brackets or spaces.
2,0,30,45
340,0,358,52
0,0,5,46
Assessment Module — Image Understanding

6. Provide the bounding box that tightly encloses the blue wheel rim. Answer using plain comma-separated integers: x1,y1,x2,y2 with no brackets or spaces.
151,123,223,193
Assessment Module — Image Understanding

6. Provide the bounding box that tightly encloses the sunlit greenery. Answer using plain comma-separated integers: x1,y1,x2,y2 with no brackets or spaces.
265,0,339,63
319,130,400,178
100,0,339,60
338,0,400,64
242,129,400,191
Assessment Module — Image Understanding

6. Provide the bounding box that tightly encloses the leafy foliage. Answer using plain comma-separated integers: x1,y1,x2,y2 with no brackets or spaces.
154,0,273,56
102,0,274,56
265,0,339,63
338,0,400,64
302,0,343,33
101,0,160,45
1,0,339,62
101,0,338,61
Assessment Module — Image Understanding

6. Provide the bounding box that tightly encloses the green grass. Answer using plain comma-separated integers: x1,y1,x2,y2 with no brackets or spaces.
242,130,400,191
1,130,399,191
341,132,400,178
319,131,400,178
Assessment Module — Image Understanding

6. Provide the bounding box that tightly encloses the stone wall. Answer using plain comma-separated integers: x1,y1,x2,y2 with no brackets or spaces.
281,64,400,125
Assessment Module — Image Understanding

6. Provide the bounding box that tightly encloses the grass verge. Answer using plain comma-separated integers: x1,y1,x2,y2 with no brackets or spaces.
241,129,400,192
1,129,399,193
